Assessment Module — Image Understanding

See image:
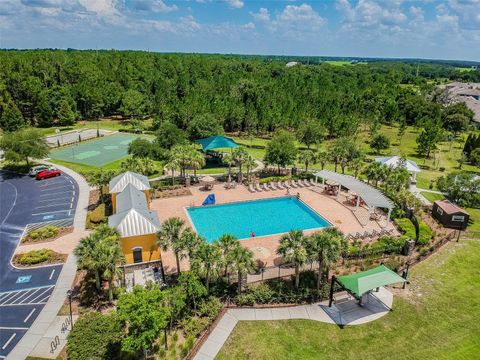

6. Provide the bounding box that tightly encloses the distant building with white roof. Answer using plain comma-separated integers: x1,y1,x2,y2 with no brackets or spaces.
375,156,421,182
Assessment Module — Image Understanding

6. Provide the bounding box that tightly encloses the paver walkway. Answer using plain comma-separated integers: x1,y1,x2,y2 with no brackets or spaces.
7,162,89,360
193,287,393,360
409,184,445,206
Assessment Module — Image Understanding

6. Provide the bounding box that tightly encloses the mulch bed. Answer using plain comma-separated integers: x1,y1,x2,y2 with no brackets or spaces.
155,187,192,199
13,251,67,268
21,227,73,245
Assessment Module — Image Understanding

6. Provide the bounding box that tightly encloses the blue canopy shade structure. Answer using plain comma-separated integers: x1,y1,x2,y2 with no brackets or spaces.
196,135,239,152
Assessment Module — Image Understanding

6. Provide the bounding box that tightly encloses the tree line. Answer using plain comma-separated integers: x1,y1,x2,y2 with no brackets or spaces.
0,50,476,137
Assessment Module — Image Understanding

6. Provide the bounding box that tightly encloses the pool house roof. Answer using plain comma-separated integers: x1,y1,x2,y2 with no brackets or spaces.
313,170,395,210
108,207,161,238
109,171,151,194
116,184,149,213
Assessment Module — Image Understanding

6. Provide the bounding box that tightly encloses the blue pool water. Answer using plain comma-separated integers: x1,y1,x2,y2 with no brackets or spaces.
187,197,331,242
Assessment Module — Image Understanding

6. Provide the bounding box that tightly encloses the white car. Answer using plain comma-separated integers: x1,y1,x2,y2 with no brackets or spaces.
29,165,53,177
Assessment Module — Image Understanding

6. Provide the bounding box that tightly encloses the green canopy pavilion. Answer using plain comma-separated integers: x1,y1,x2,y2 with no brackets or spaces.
329,265,406,307
196,135,239,152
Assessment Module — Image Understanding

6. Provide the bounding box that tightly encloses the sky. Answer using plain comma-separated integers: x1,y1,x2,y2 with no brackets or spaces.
0,0,479,61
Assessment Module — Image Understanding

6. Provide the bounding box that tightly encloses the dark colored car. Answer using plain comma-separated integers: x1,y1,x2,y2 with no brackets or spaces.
36,169,61,180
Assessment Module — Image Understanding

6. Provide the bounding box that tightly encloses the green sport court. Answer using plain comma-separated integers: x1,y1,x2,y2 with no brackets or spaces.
49,133,138,166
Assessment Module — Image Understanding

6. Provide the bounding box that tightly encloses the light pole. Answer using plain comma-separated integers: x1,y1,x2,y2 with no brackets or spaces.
66,289,73,330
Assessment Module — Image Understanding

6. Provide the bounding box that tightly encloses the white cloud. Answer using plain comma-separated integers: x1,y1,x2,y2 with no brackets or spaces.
242,22,255,29
78,0,120,18
250,8,270,22
336,0,406,29
250,3,326,35
131,0,178,13
224,0,244,9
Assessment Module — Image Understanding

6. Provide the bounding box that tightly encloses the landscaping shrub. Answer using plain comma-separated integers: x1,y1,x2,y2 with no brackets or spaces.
181,316,210,338
417,221,434,246
28,225,60,241
198,296,222,321
67,312,123,360
89,203,106,223
18,249,54,265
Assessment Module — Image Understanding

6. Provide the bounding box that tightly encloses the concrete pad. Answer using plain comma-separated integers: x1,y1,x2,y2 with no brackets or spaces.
304,304,335,324
216,313,238,333
230,308,255,321
197,339,225,358
208,326,233,345
270,307,292,320
254,308,273,321
288,306,309,319
193,351,214,360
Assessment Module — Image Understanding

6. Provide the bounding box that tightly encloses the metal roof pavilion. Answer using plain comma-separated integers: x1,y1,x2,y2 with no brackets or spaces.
313,170,395,210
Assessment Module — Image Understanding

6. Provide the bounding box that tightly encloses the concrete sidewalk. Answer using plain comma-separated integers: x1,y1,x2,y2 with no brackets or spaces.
193,287,393,360
7,163,89,360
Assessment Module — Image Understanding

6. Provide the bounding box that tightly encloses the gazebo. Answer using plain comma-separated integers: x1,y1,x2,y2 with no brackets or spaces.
195,135,239,152
329,265,406,307
375,156,421,182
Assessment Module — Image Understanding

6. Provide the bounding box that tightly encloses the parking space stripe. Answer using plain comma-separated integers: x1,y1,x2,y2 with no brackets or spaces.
0,302,50,307
14,289,43,304
34,203,71,210
31,209,71,216
38,295,50,303
2,333,16,350
28,287,53,304
39,192,71,198
0,327,29,331
4,292,26,304
0,285,53,296
49,269,55,280
10,290,36,305
0,293,18,306
40,185,74,191
37,197,72,203
23,308,36,323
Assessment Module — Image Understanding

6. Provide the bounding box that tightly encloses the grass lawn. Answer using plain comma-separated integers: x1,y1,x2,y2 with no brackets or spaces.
217,240,480,360
420,192,445,203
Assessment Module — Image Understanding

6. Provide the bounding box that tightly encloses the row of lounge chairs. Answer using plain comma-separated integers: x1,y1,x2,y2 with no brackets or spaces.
346,228,394,240
248,179,317,193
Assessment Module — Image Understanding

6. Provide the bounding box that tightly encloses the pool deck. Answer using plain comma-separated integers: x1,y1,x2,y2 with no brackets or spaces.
150,184,397,274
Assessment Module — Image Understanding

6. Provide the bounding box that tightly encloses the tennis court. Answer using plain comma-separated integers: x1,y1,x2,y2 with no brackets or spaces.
49,133,138,166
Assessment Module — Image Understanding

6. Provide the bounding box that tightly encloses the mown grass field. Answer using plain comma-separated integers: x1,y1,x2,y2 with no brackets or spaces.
216,240,480,360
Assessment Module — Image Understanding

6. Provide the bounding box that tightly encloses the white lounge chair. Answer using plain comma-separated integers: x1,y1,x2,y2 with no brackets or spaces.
295,180,305,188
276,181,285,189
303,179,311,187
262,183,270,191
269,182,278,190
248,184,256,193
309,179,317,186
255,183,263,192
289,180,298,188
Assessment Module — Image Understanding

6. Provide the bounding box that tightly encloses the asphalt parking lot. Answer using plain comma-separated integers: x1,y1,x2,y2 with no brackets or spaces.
0,170,78,358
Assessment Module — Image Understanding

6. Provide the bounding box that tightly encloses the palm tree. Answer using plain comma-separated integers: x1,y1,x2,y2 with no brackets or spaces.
244,156,257,182
277,230,308,289
232,147,249,174
75,233,103,292
223,153,236,179
179,228,203,260
229,246,255,294
191,241,222,294
298,149,317,172
101,239,125,302
317,151,328,170
164,158,178,185
306,228,345,290
157,217,185,276
218,233,239,278
190,150,206,177
74,225,120,293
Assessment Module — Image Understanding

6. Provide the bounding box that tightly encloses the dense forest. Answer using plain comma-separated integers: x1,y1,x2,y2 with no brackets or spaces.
0,50,479,135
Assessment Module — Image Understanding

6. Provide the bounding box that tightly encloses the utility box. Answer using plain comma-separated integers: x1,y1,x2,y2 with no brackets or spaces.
402,239,415,256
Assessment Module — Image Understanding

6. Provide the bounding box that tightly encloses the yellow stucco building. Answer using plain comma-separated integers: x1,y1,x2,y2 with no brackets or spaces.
108,172,160,264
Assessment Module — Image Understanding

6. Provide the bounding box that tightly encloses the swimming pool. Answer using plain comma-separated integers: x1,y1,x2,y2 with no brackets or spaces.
187,197,331,242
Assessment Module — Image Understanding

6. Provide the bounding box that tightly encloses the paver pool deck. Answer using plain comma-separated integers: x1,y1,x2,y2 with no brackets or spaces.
150,184,397,274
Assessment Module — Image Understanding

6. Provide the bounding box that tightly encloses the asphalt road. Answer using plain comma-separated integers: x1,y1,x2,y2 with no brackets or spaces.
0,170,78,358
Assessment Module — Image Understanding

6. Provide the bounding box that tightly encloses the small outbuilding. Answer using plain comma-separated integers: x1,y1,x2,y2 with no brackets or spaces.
432,199,469,230
375,156,421,182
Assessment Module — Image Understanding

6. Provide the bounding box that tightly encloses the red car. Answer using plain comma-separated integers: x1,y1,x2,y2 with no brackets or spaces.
36,169,61,180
